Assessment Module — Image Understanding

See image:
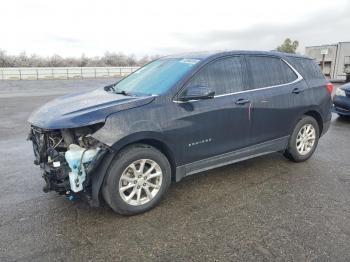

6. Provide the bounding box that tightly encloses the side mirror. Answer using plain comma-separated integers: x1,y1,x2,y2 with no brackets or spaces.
179,85,215,101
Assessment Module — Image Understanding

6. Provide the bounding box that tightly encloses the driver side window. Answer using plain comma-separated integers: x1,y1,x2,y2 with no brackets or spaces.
186,56,244,95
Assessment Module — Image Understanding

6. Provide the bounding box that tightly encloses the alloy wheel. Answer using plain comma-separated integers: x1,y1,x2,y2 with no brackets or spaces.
118,159,163,206
296,124,316,155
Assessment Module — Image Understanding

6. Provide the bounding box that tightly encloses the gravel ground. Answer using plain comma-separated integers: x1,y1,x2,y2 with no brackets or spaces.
0,80,349,262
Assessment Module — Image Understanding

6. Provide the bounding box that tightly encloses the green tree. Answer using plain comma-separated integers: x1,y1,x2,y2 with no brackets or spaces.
276,38,299,53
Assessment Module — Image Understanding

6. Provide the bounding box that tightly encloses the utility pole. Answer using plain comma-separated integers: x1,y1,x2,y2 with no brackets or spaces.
320,49,328,74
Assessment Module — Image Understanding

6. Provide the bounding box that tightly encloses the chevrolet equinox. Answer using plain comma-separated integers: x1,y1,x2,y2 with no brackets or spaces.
28,51,333,215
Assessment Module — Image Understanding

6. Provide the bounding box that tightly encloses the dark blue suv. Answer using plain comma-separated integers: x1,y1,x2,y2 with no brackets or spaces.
333,83,350,118
28,51,333,215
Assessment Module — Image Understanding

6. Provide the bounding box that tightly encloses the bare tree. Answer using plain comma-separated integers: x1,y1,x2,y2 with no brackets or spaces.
0,49,10,67
0,49,159,67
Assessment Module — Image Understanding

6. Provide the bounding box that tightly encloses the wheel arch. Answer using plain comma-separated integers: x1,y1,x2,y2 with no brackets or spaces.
133,138,177,181
303,110,323,137
90,132,178,207
110,132,177,174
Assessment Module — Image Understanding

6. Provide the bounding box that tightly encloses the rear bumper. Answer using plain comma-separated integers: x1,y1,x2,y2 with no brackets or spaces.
333,96,350,116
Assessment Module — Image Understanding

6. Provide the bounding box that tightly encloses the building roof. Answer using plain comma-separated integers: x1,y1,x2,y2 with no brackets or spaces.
305,41,350,48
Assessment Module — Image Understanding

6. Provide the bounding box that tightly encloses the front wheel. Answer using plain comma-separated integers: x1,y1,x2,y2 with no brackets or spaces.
284,116,319,162
102,144,171,215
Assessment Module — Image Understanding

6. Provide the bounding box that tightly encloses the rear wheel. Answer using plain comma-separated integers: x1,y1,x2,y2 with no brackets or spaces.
284,116,319,162
102,144,171,215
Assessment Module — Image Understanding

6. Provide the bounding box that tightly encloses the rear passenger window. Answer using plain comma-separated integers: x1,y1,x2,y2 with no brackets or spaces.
246,56,297,89
186,56,244,95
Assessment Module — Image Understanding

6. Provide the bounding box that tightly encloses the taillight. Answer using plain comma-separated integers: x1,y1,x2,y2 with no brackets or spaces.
326,82,333,94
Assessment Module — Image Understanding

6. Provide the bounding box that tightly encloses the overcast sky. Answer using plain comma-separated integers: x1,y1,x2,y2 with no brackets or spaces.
1,0,349,58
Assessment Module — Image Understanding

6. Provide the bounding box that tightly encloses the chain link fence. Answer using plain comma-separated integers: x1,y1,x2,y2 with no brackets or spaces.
0,67,140,80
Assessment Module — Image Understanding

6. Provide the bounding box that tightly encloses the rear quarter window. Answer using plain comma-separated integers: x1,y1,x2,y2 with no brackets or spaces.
246,56,297,89
286,57,326,87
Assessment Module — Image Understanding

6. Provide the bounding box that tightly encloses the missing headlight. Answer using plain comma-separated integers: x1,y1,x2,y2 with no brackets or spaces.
71,123,105,148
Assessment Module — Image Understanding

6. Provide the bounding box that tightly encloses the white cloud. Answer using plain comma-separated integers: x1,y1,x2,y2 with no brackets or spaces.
0,0,349,57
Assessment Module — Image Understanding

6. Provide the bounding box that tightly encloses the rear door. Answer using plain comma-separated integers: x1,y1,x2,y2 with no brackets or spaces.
170,56,252,165
245,55,308,144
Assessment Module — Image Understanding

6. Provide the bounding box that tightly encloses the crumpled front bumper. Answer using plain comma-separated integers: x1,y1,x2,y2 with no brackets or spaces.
28,126,107,202
28,126,70,193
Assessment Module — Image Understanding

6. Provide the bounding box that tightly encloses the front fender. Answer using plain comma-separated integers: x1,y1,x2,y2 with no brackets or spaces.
90,113,169,206
91,112,162,147
108,131,169,151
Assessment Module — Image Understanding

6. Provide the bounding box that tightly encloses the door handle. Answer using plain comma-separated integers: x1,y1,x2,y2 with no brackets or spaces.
292,88,304,94
234,98,250,105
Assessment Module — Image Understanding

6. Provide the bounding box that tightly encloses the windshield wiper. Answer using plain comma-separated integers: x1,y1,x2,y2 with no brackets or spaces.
115,90,131,96
114,89,132,96
104,84,131,96
104,83,117,92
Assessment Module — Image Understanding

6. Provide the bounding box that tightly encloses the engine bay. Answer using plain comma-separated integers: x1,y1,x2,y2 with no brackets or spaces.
28,124,107,200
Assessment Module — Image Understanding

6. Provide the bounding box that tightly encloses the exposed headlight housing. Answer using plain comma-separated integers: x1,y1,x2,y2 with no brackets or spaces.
335,88,346,97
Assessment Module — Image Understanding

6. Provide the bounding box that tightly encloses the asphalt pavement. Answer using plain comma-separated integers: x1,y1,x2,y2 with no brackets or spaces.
0,79,349,262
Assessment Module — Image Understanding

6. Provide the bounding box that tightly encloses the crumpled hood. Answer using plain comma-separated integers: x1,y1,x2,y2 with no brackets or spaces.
28,87,155,129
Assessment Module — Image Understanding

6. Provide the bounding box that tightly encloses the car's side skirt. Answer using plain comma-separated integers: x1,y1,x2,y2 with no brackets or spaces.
175,136,289,181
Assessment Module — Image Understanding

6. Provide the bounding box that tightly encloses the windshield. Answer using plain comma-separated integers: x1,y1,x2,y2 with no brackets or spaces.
113,58,200,95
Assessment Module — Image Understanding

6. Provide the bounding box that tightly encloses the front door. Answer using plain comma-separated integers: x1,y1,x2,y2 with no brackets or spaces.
167,56,252,165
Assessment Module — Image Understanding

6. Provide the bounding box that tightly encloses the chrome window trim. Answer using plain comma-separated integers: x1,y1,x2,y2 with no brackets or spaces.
173,58,303,103
173,99,200,104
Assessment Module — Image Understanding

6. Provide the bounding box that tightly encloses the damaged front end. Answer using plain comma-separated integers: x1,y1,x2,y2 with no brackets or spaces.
28,123,108,202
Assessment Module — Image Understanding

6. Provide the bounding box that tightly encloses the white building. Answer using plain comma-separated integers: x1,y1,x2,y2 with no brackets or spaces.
305,42,350,82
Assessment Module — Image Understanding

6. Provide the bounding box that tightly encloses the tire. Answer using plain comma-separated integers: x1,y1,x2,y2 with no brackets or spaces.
284,116,320,162
102,143,171,215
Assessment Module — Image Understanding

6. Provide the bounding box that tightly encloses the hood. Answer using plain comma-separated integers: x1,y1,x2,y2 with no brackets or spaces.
28,87,155,129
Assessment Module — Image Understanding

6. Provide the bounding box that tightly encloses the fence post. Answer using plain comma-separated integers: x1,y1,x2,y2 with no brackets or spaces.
36,69,39,80
66,68,69,80
119,67,122,76
107,68,110,77
81,67,83,79
19,69,22,80
51,68,54,79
